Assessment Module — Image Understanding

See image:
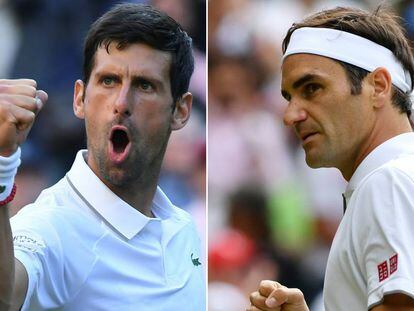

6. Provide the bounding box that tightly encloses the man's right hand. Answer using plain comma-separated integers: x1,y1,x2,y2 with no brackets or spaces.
247,280,310,311
0,79,47,157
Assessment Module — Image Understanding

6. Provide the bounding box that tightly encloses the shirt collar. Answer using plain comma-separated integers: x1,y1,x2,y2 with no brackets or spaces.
346,132,414,196
66,150,176,240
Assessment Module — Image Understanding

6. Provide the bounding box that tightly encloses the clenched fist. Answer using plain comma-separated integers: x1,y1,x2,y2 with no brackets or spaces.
0,79,47,157
247,280,309,311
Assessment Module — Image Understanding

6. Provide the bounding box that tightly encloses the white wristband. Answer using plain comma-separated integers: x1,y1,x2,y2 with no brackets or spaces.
0,148,21,201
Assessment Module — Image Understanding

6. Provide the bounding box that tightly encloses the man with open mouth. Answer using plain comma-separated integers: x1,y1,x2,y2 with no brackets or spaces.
0,3,205,310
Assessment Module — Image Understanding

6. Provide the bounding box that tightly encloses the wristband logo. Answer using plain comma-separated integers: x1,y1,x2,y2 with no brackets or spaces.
0,185,5,194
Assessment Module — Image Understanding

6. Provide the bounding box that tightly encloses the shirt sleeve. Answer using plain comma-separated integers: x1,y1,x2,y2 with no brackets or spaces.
10,204,96,310
356,166,414,308
11,206,70,310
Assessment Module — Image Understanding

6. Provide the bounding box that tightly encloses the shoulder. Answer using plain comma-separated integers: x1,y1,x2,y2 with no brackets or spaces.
355,156,414,209
11,176,104,248
349,156,414,247
364,153,414,183
348,157,414,240
11,177,101,278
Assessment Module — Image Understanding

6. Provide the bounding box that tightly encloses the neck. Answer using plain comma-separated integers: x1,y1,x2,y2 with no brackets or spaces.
340,111,412,181
111,172,160,218
86,152,165,218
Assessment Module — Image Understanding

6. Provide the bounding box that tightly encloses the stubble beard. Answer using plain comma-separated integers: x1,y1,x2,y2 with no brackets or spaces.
97,143,145,188
88,121,171,193
94,136,170,191
304,142,339,169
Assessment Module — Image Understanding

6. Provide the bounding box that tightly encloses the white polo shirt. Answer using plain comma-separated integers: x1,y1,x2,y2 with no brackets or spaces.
11,150,205,311
324,132,414,310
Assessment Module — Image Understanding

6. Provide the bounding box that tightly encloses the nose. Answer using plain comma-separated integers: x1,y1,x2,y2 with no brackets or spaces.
113,85,132,117
283,100,307,126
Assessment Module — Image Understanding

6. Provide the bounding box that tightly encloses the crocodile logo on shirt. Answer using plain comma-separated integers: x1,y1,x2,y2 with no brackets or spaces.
191,253,201,266
0,185,5,194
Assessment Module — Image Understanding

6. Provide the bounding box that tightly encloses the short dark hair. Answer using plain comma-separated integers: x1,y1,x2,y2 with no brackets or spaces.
282,6,414,118
83,3,194,103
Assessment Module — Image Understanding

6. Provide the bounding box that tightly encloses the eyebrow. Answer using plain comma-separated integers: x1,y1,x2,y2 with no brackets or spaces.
281,74,319,100
292,74,318,89
95,70,164,88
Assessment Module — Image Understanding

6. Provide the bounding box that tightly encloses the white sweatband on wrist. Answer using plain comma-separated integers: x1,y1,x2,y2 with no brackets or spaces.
0,148,21,201
283,27,412,93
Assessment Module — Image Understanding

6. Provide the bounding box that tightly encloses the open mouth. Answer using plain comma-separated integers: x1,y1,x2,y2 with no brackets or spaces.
108,126,131,163
111,129,130,153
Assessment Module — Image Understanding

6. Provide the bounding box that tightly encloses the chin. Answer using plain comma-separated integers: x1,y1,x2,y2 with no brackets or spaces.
305,158,323,168
304,151,327,169
305,150,339,169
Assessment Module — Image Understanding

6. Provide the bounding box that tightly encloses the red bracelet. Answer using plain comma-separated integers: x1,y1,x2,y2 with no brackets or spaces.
0,183,17,206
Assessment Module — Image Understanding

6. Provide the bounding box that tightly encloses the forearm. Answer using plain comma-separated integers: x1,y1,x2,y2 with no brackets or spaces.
0,79,46,311
0,205,15,310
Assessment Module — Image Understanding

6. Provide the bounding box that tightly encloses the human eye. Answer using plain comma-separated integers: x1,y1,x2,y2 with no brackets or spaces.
303,83,321,98
140,81,152,91
136,78,155,93
136,78,154,92
100,76,117,87
281,90,291,102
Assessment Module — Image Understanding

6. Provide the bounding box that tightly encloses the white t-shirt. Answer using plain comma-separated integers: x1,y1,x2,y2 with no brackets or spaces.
11,150,205,311
324,132,414,310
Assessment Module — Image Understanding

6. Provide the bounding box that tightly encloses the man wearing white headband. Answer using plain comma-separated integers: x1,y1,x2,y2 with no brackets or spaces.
249,6,414,311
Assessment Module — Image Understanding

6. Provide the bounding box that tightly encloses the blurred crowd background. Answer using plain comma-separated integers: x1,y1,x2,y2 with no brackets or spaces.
0,0,206,259
208,0,414,310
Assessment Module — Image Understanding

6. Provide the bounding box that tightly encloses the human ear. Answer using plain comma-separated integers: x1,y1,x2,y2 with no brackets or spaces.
369,67,392,108
171,92,192,130
73,79,86,119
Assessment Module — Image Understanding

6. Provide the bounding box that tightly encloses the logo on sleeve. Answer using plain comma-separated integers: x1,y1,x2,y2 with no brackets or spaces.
13,235,45,253
389,254,398,275
378,261,388,282
378,253,398,282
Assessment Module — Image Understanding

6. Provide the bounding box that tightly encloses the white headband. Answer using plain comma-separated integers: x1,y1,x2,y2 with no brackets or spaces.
283,27,412,93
